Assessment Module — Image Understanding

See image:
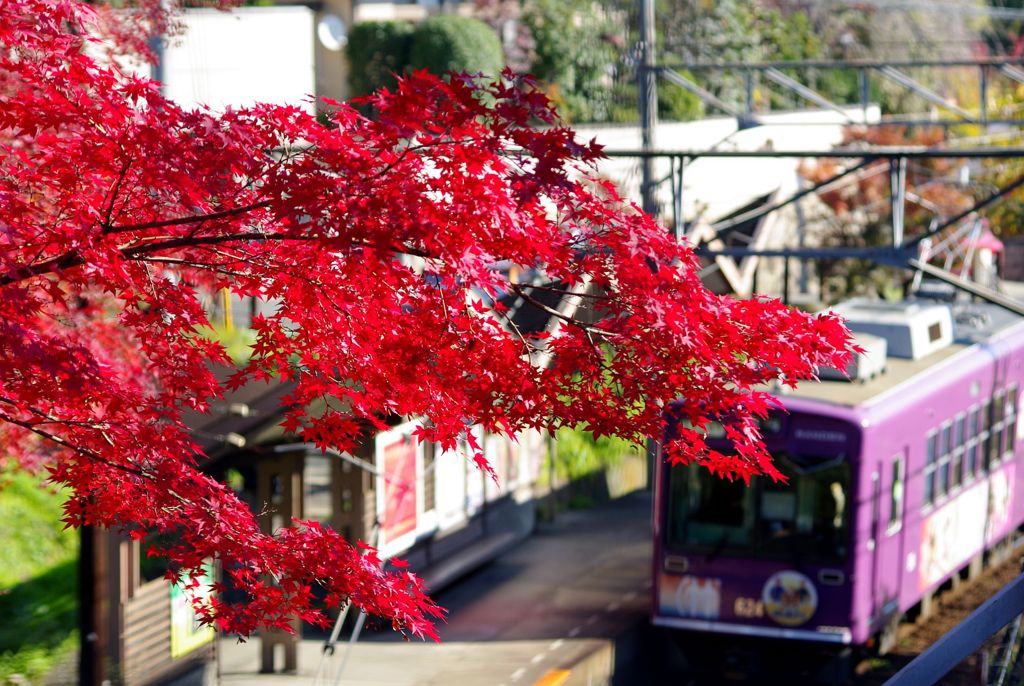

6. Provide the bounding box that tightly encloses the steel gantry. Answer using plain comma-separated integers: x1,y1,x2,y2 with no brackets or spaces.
604,146,1024,316
654,58,1024,127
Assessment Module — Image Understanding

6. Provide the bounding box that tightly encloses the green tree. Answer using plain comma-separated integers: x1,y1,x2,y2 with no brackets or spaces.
523,0,621,123
409,15,505,78
346,20,415,98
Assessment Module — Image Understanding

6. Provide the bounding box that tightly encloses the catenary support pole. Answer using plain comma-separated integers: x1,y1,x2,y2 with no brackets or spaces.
638,0,658,218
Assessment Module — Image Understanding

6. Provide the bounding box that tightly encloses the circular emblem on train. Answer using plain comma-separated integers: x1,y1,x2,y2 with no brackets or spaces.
762,571,818,627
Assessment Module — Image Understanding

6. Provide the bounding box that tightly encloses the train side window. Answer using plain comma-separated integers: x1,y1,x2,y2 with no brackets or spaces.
982,400,993,472
870,471,880,552
952,414,965,490
1005,385,1018,457
966,406,980,480
992,391,1006,467
888,455,904,534
924,430,938,507
938,421,952,499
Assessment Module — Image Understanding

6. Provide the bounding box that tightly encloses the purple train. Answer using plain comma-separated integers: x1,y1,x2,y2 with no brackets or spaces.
653,298,1024,655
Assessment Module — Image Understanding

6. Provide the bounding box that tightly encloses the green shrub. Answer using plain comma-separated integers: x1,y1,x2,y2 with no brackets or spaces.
609,79,704,124
523,0,618,123
346,20,415,98
0,470,78,684
657,77,704,121
553,427,640,481
409,16,504,79
0,561,78,684
193,321,256,365
0,471,77,588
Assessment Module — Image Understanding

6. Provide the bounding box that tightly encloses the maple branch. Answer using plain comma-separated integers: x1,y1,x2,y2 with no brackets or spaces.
122,231,321,256
0,408,146,478
124,232,435,264
525,282,613,300
0,249,86,286
368,147,413,183
103,155,133,228
1,212,444,287
134,255,254,280
350,238,433,260
103,199,274,234
494,307,541,356
508,284,617,338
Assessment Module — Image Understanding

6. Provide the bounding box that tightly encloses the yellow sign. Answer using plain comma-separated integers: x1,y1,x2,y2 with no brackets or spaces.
170,564,215,658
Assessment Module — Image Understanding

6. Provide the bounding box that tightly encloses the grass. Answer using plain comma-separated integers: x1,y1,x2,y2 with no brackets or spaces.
0,471,79,684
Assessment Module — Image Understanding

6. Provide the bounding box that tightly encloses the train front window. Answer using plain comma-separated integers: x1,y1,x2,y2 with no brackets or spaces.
667,467,755,550
666,455,850,563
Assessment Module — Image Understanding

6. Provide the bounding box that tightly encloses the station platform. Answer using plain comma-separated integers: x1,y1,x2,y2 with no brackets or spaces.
215,490,654,686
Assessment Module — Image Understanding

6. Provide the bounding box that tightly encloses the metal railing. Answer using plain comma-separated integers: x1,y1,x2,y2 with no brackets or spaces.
885,565,1024,686
653,58,1024,127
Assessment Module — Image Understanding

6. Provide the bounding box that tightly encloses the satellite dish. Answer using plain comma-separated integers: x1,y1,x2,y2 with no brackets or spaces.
317,14,348,52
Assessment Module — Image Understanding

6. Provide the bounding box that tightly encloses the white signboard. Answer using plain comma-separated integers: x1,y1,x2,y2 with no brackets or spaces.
162,7,315,112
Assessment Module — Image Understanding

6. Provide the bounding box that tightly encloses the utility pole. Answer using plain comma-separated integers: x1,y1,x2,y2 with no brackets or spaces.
79,526,106,686
638,0,660,490
638,0,658,218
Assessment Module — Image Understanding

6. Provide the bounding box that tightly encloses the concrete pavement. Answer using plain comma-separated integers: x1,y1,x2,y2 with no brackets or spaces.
215,491,653,686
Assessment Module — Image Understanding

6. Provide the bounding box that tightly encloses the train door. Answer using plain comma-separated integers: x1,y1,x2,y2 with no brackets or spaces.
872,451,906,652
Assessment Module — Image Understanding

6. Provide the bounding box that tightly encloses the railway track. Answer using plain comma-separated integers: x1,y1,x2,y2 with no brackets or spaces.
856,551,1024,686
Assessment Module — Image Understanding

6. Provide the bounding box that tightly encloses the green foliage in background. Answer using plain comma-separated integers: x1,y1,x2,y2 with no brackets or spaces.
339,1,963,123
755,8,821,62
959,86,1024,240
747,7,872,111
552,427,640,481
0,472,76,588
656,80,704,121
346,20,416,99
208,323,256,365
409,16,504,79
523,0,621,123
609,74,705,123
0,471,78,684
981,0,1024,55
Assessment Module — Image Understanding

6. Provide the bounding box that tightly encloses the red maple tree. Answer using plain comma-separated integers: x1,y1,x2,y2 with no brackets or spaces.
0,0,853,639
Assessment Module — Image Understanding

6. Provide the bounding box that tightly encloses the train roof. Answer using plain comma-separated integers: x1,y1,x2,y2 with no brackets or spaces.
777,300,1024,410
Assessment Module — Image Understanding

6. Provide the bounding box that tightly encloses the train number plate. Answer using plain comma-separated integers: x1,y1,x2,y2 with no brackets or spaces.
734,597,765,618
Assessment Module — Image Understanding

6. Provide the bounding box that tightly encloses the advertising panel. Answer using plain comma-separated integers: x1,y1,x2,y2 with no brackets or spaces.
658,574,722,620
919,481,986,590
376,422,422,558
434,446,468,531
985,463,1015,544
169,563,215,658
